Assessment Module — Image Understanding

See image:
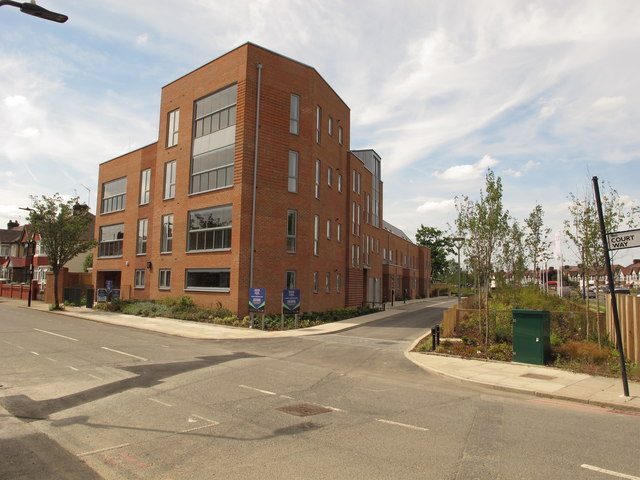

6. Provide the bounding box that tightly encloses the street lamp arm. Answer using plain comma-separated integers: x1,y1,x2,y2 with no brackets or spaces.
0,0,68,23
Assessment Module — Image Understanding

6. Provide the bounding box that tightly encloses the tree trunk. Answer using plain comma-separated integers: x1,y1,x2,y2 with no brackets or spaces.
53,269,60,309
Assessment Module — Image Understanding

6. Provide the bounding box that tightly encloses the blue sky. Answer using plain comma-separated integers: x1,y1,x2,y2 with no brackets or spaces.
1,0,639,267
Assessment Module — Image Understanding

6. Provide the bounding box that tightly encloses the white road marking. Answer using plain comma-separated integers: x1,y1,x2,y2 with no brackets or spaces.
34,328,78,342
149,398,173,407
581,464,640,479
180,423,219,433
319,404,343,412
101,347,147,362
88,374,103,381
190,414,217,423
376,419,429,432
280,395,294,399
239,384,277,395
46,357,57,362
67,366,79,371
30,351,40,356
181,414,219,432
15,345,24,349
77,443,130,457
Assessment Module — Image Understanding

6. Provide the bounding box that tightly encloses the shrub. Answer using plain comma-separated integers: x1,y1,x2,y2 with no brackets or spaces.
556,341,611,365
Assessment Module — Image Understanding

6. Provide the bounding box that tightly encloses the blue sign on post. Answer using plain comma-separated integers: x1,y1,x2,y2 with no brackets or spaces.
282,289,301,314
249,288,266,312
105,280,114,292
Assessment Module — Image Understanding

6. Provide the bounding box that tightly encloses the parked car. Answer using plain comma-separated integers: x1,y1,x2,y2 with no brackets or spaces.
614,288,631,295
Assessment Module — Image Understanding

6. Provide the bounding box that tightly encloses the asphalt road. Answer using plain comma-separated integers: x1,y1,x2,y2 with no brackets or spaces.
1,300,639,479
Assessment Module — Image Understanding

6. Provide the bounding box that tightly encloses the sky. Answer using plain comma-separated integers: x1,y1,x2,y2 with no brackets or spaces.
1,0,639,267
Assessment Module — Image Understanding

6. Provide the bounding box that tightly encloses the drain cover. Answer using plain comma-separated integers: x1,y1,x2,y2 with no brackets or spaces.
276,403,333,417
520,373,557,380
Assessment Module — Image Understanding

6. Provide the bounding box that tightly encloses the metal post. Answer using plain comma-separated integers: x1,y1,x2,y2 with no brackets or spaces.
592,176,629,397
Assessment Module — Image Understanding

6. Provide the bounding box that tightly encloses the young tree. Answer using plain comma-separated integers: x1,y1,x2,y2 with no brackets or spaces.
27,194,96,309
500,219,527,284
524,204,551,281
415,225,454,280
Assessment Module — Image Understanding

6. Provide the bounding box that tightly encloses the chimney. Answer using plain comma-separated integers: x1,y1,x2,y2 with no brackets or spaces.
7,220,19,229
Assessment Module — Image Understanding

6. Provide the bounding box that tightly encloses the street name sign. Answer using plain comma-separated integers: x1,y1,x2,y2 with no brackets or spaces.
607,229,640,250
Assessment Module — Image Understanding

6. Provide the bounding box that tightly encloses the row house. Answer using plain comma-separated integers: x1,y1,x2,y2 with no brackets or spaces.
92,43,430,316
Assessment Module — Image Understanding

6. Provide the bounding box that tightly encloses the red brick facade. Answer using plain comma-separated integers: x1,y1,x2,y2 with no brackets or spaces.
92,43,430,315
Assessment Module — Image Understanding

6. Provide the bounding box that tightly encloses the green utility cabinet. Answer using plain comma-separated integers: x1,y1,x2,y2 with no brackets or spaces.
512,309,551,365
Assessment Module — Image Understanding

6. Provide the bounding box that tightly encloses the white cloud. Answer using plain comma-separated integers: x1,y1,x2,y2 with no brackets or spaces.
416,199,455,213
136,33,149,45
434,154,499,181
591,96,626,111
4,95,28,107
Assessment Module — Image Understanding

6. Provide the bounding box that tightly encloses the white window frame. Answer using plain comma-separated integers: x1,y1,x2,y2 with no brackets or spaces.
185,268,230,292
137,218,148,255
140,169,151,205
134,269,145,289
290,94,300,135
315,159,321,199
314,215,319,256
167,109,179,147
161,214,173,253
164,160,176,200
287,210,297,253
159,269,171,289
288,151,298,193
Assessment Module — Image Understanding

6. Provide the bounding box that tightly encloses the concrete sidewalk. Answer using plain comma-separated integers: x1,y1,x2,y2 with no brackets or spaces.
2,297,639,412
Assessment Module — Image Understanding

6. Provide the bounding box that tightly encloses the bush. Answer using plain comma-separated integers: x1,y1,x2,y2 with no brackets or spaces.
555,341,611,365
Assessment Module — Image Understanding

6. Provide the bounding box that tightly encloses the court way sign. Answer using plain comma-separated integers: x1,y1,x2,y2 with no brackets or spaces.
607,229,640,250
249,288,266,312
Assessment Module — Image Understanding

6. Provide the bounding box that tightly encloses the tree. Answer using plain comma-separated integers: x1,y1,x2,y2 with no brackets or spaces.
83,252,93,273
499,219,527,284
27,194,96,309
415,225,454,280
524,204,551,279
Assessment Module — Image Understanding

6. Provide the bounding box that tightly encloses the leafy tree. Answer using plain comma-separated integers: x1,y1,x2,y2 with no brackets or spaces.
525,204,551,276
415,225,454,280
27,194,96,310
499,219,527,284
455,169,509,287
83,252,93,272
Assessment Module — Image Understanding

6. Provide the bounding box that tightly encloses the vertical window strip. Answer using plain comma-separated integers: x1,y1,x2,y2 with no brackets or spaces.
314,215,319,256
287,210,297,252
288,151,298,193
290,94,300,135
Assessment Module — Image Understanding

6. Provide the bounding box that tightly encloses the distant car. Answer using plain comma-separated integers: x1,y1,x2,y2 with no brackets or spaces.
582,288,596,299
614,288,631,295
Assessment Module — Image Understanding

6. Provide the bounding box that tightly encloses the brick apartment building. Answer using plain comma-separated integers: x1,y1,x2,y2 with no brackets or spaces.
93,43,431,315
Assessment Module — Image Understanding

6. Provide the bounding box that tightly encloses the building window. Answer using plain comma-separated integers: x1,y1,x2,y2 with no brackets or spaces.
338,125,343,144
140,169,151,205
98,223,124,258
290,94,300,135
185,268,230,292
328,116,333,136
286,270,296,290
134,269,145,289
167,109,179,147
338,174,342,192
137,218,148,255
161,214,173,253
159,269,171,289
326,219,331,239
316,106,321,143
325,272,330,293
187,205,232,252
313,271,319,293
288,151,298,193
314,215,319,256
337,223,342,242
164,160,176,199
315,159,321,199
336,272,341,293
327,167,332,187
287,210,297,253
101,177,127,214
351,244,356,267
191,84,237,195
365,194,370,224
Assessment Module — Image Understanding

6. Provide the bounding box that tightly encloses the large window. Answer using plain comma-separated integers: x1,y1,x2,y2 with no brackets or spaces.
134,269,145,289
287,210,297,253
187,205,232,252
286,270,296,290
98,224,124,258
140,169,151,205
185,268,230,292
101,177,126,214
167,109,179,147
316,106,321,143
314,215,319,256
290,94,300,135
288,151,298,193
159,269,171,289
137,218,148,255
161,214,173,253
191,84,237,195
313,271,319,293
315,159,321,199
164,160,176,199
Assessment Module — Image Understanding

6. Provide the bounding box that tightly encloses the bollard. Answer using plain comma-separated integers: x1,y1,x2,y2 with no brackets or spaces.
431,328,437,351
436,325,441,346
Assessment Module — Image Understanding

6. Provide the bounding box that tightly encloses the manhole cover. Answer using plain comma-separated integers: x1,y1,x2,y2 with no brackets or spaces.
520,373,557,380
276,403,333,417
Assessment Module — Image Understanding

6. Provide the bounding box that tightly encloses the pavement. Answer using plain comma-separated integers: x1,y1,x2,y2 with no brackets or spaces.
1,297,639,413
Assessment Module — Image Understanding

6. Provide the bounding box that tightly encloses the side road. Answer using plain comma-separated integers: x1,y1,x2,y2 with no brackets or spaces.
1,298,638,412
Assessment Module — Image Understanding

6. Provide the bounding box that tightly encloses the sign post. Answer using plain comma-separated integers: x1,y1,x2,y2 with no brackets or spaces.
282,289,301,331
593,176,629,397
248,288,266,329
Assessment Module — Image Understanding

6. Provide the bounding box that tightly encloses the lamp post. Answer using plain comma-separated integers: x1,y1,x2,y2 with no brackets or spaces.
19,207,35,307
452,237,465,303
0,1,68,23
